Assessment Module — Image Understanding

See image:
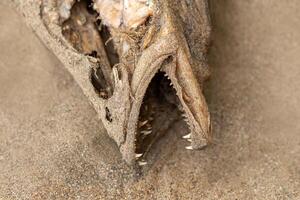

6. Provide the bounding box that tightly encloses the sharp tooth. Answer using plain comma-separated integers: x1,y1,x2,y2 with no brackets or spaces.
135,153,143,158
182,133,191,139
138,120,148,128
185,146,193,150
141,130,152,135
138,161,147,166
187,139,192,142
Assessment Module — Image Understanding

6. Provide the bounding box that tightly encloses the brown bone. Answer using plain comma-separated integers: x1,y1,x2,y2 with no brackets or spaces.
38,0,212,165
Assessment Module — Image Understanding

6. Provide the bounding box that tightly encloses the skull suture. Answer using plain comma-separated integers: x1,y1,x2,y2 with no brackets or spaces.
41,0,212,166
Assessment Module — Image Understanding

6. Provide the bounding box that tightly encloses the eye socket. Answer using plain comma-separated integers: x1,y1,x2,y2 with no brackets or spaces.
105,107,113,122
61,0,119,99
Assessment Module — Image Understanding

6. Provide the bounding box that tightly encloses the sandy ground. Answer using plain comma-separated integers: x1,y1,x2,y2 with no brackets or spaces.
0,1,300,199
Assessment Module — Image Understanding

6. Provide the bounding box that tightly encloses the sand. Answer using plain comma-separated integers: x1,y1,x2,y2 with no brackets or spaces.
0,1,299,199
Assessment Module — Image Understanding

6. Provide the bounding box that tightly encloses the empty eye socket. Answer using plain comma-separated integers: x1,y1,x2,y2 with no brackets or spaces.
60,0,121,99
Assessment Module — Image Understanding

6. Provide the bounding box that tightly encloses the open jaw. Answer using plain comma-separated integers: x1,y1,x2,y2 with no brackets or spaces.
42,0,212,166
129,51,212,166
134,70,182,165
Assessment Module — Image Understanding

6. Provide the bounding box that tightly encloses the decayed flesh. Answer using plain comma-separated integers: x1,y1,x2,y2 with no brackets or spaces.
93,0,153,29
43,0,211,166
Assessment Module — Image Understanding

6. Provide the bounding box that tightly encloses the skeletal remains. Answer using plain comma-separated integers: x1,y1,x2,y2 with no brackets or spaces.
40,0,212,166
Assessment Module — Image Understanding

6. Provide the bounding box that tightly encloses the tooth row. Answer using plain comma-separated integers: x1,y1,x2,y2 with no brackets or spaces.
136,153,147,166
163,72,194,151
138,115,153,134
183,133,193,150
136,110,154,166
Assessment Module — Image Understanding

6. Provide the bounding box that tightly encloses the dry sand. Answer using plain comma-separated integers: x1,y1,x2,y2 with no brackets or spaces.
0,1,299,199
